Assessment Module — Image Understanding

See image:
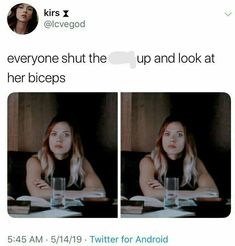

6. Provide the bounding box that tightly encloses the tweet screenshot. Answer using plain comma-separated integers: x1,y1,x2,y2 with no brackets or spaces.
0,0,234,245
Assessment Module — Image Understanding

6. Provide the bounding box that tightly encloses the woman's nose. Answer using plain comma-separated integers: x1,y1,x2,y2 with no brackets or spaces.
56,134,63,141
170,135,176,142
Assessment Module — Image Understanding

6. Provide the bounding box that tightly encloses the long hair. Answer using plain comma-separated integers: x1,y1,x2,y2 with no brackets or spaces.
37,115,85,187
151,115,198,187
7,3,38,34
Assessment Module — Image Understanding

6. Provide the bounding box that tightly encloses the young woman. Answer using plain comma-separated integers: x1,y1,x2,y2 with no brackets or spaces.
26,115,105,200
7,3,38,34
139,115,218,200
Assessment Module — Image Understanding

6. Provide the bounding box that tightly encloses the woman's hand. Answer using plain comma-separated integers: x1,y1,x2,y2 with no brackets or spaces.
33,179,51,190
147,179,164,189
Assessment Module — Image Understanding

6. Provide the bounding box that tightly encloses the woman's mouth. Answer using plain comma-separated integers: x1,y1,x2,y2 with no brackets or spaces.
55,145,63,148
168,144,176,148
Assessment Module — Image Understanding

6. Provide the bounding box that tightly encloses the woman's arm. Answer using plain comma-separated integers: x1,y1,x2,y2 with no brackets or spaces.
177,159,219,199
65,159,105,199
83,158,105,192
26,156,51,199
139,157,164,200
195,158,219,194
27,157,105,200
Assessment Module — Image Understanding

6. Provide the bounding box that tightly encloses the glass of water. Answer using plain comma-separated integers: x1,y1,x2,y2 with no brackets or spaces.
50,177,66,208
164,177,179,209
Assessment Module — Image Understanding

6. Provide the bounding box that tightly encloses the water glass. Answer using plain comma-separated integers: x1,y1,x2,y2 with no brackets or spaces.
50,177,66,208
164,177,179,209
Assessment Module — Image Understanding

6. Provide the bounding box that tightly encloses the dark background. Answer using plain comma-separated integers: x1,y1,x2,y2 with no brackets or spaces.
56,93,118,198
170,93,230,198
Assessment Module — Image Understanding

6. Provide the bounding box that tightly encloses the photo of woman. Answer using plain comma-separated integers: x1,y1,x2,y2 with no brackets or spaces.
7,3,38,34
121,93,230,218
7,93,118,217
26,115,105,200
139,114,218,200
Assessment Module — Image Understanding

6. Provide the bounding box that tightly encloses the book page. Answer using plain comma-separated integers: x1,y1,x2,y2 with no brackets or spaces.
130,196,163,207
17,196,50,207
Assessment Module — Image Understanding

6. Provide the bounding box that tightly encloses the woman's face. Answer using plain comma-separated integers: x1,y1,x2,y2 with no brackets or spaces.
16,4,33,23
162,121,186,160
49,122,72,159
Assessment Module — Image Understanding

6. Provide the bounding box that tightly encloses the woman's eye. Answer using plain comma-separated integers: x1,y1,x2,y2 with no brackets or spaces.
51,132,57,137
177,133,184,137
164,132,169,136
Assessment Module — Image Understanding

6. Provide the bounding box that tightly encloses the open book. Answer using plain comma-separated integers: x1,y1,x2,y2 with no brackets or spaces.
121,195,163,214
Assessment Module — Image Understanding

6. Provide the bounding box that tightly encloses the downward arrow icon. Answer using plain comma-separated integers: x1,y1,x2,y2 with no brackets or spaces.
225,11,232,16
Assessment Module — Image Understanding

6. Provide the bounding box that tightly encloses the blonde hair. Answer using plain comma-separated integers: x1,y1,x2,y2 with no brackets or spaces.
151,116,198,187
37,115,85,187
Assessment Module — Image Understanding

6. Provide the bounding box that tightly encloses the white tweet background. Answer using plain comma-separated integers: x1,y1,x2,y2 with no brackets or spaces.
0,0,234,245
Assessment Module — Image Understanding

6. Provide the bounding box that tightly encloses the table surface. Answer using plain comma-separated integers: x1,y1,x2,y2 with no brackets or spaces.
9,208,82,218
121,201,230,218
122,208,195,218
8,197,230,218
9,203,118,218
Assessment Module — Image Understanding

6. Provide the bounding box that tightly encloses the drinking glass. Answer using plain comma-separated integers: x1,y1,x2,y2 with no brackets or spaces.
50,177,66,208
164,177,179,209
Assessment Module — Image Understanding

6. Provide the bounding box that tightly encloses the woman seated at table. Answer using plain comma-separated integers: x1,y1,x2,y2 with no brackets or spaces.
26,115,105,200
139,115,218,200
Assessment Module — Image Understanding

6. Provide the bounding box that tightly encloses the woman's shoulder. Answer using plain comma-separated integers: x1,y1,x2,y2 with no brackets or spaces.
195,157,206,168
82,157,93,171
139,154,157,177
26,155,44,178
141,153,152,160
26,155,40,167
195,157,209,174
139,154,154,167
82,157,90,165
